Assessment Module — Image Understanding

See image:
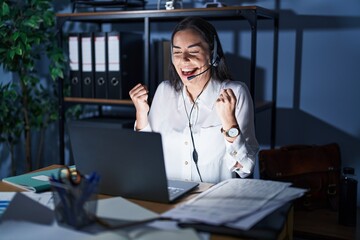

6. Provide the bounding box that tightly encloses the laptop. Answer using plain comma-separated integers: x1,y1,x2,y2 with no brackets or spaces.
68,121,199,203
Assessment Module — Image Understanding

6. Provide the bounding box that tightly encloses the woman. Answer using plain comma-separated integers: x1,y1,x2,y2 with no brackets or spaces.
129,16,259,183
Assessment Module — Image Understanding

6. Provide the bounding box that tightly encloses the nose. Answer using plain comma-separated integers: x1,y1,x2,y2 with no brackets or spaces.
180,52,192,63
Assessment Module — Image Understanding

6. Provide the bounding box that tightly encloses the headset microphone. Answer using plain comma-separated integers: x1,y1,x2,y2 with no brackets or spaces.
187,66,211,80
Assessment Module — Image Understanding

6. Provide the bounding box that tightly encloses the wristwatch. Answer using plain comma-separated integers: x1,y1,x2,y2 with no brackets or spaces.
221,125,240,138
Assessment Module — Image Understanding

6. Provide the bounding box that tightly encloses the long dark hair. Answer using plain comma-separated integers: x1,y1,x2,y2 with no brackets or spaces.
168,16,232,91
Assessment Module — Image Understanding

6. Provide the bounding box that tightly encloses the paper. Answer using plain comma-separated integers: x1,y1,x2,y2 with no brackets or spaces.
0,191,54,216
0,193,54,224
88,228,201,240
226,187,307,230
96,197,159,221
0,221,94,240
162,178,292,225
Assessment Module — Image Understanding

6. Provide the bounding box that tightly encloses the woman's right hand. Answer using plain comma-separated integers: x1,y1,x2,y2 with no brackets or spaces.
129,83,150,130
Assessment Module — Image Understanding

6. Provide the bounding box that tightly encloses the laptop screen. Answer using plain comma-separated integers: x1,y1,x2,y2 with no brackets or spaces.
68,121,198,203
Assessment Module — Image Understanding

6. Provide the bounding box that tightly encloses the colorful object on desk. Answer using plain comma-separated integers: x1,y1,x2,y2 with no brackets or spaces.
0,200,10,218
50,167,100,229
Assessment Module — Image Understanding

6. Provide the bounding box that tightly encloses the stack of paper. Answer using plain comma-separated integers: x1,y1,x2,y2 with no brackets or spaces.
162,178,306,230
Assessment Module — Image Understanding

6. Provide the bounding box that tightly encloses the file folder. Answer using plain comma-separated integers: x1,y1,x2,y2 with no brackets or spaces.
94,32,107,99
119,32,144,99
81,32,94,98
68,33,82,97
107,32,144,99
107,32,121,99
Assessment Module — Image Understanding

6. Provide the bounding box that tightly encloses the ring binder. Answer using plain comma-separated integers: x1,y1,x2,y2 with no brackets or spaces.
68,33,82,97
107,32,122,99
81,32,94,98
107,32,144,99
94,32,107,99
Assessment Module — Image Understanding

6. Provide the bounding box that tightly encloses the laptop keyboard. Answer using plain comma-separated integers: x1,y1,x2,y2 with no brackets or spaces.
168,186,185,197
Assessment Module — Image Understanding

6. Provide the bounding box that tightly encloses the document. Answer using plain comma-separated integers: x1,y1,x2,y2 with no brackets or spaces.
0,192,54,219
226,187,307,230
162,178,300,226
90,228,201,240
0,221,94,240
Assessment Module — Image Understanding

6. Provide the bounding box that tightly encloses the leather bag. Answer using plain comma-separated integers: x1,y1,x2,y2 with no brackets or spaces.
259,143,341,211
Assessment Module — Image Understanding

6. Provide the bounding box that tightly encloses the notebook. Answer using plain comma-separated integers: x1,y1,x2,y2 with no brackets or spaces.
2,168,61,193
68,121,199,203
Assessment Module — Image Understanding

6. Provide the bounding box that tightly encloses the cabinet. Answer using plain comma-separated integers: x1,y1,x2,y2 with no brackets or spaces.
56,6,279,165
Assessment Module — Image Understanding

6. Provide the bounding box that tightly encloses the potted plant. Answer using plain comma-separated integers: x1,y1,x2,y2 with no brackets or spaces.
0,0,65,173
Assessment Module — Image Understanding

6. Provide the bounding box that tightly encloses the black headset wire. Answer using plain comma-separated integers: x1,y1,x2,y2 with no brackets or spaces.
182,79,211,182
178,35,218,182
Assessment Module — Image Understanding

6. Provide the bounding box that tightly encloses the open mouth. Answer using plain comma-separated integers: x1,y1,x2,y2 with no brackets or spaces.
181,68,197,77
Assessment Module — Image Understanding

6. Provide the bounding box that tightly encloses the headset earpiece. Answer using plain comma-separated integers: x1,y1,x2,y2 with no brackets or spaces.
170,43,173,63
211,35,219,67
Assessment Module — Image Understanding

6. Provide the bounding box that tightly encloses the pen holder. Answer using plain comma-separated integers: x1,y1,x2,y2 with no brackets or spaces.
50,172,100,229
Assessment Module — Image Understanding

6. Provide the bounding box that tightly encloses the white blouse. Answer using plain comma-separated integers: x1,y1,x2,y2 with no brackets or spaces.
140,79,259,183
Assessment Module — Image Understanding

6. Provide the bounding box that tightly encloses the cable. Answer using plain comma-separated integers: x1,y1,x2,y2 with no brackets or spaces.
181,79,210,182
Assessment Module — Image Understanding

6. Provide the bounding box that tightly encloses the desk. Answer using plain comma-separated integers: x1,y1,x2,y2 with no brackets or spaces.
0,165,293,240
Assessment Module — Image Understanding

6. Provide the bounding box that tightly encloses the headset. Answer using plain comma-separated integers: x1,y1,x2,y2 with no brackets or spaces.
210,35,219,67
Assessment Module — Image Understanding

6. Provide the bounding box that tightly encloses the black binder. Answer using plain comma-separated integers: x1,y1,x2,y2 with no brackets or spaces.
94,32,107,99
106,32,121,99
68,33,82,97
80,32,94,98
106,32,143,99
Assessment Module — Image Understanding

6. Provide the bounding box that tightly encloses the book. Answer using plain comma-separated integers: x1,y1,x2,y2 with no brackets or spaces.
2,168,61,193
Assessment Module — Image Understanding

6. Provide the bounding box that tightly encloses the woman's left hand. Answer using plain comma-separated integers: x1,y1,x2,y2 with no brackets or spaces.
215,88,238,129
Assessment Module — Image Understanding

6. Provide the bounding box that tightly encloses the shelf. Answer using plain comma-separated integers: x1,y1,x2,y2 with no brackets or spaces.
64,97,133,105
56,6,276,22
73,0,145,8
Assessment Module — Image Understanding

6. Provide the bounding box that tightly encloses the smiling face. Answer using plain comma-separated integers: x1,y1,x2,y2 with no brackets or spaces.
172,29,211,87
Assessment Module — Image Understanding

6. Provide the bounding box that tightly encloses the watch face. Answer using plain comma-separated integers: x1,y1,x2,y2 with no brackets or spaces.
227,128,239,138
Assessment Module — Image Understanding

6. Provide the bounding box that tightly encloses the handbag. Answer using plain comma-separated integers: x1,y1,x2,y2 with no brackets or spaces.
259,143,341,211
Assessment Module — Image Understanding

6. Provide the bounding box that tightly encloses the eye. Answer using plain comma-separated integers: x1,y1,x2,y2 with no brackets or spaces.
190,51,200,55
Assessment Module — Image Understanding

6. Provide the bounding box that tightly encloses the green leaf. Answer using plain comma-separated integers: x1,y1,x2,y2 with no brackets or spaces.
8,49,15,60
12,31,20,41
15,47,22,56
2,2,10,16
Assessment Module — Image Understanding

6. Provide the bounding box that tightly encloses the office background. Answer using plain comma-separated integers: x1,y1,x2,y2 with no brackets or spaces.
0,0,359,204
